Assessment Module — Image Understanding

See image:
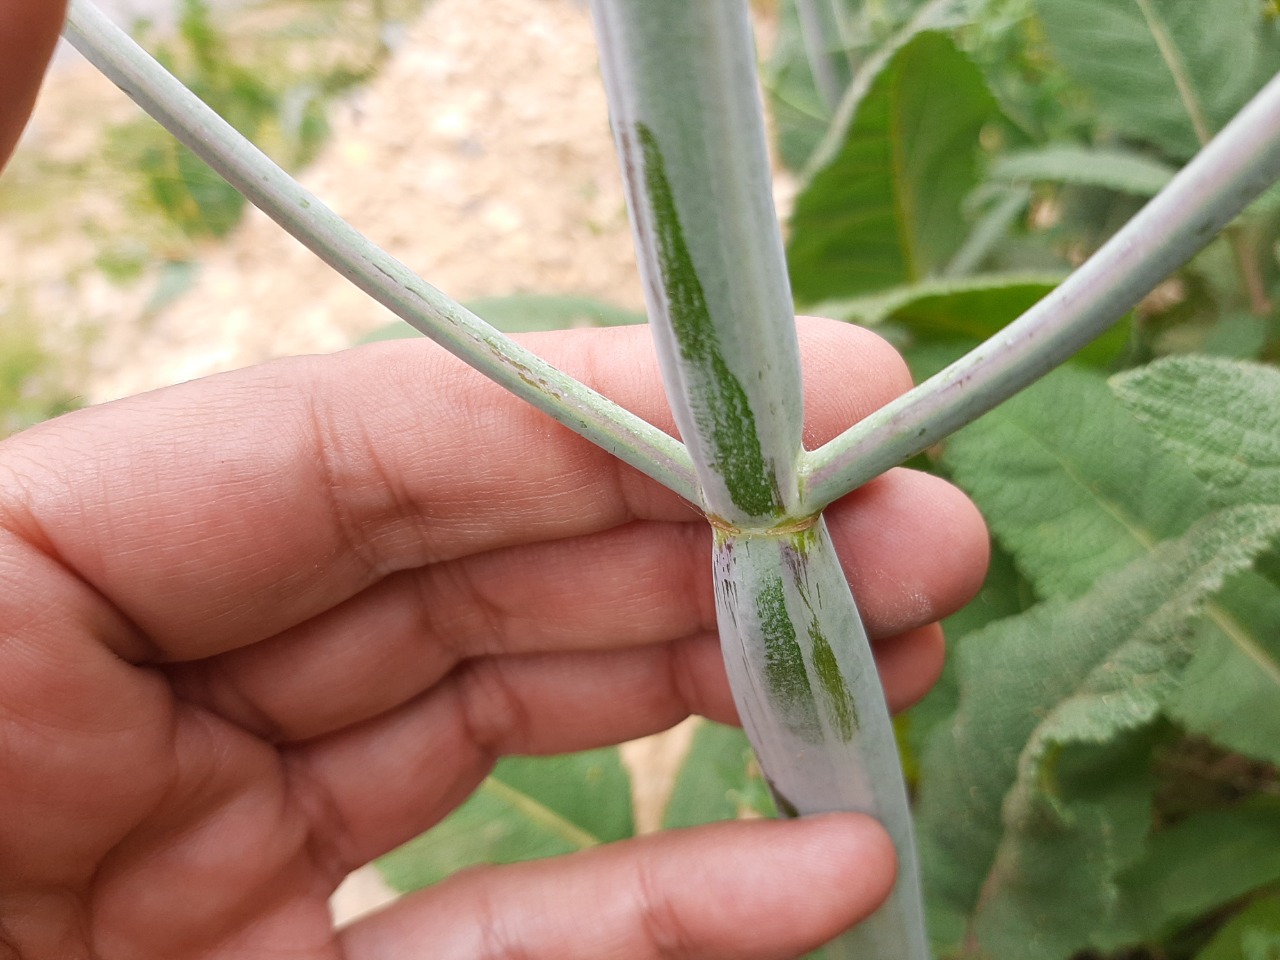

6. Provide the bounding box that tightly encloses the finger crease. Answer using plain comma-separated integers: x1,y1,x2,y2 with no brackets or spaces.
454,657,531,759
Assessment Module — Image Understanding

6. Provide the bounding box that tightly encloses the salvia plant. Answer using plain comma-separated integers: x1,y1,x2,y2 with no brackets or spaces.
60,0,1280,957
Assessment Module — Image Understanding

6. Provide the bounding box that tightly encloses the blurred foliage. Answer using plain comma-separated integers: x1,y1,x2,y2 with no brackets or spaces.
0,313,81,439
112,0,425,239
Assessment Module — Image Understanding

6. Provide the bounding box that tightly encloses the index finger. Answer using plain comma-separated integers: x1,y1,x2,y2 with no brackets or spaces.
0,320,913,661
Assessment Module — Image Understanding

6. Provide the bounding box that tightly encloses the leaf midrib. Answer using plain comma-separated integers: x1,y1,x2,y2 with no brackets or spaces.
1132,0,1213,144
482,777,603,851
1012,421,1280,693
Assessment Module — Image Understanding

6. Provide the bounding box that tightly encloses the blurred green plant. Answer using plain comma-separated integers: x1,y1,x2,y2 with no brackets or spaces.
112,0,422,238
0,314,80,439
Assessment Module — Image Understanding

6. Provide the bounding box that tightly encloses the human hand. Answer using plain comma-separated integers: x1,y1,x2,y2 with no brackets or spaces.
0,323,987,960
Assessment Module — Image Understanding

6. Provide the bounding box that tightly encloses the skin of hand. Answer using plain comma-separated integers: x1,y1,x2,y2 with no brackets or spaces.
0,8,989,959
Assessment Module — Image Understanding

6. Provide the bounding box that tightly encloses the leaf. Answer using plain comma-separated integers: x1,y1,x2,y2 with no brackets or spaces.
764,0,845,171
973,725,1168,959
1111,357,1280,509
376,748,633,893
917,506,1280,957
1031,0,1262,159
766,0,960,172
990,144,1177,196
662,721,774,828
1202,314,1270,361
357,294,646,343
814,273,1063,329
1110,801,1280,948
1164,573,1280,766
787,31,997,303
899,541,1035,776
1194,892,1280,960
944,365,1212,600
1112,357,1280,763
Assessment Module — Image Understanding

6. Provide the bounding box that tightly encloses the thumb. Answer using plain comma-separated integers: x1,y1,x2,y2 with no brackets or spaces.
0,0,68,172
339,814,897,960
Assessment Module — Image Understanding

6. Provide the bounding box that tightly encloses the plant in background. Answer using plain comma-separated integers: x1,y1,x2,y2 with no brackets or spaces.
112,0,423,239
57,0,1280,957
0,315,80,440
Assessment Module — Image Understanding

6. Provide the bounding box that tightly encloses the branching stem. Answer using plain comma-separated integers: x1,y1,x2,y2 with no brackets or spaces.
62,0,699,502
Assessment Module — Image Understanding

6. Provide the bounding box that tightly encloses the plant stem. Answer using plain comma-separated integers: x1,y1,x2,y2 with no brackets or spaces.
593,5,926,958
802,70,1280,511
61,0,699,503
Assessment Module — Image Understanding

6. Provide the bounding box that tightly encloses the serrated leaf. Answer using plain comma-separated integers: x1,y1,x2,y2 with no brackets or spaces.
991,144,1177,196
1161,572,1280,766
1194,892,1280,960
974,726,1167,959
787,31,997,303
1111,357,1280,763
917,506,1280,957
1109,801,1280,948
1111,357,1280,508
944,365,1212,599
1032,0,1262,159
376,748,633,893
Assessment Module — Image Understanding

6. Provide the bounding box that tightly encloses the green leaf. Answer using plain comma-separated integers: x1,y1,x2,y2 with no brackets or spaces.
973,725,1168,959
990,144,1177,196
661,721,774,828
765,0,842,171
1202,313,1270,361
376,748,633,893
899,541,1035,781
943,365,1212,600
1031,0,1262,159
1194,892,1280,960
917,506,1280,957
814,273,1063,329
1111,801,1280,948
787,31,997,303
1111,357,1280,509
1112,357,1280,763
1165,573,1280,766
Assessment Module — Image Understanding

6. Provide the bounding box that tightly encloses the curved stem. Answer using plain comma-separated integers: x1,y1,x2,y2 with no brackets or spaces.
801,70,1280,511
62,0,698,502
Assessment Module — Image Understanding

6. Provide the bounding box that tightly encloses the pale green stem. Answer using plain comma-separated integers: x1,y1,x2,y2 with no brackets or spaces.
802,70,1280,511
592,4,926,958
62,0,698,502
592,0,804,525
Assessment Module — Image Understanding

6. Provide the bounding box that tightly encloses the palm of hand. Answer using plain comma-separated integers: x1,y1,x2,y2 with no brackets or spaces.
0,327,985,959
